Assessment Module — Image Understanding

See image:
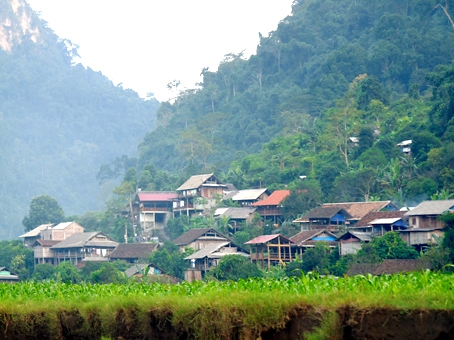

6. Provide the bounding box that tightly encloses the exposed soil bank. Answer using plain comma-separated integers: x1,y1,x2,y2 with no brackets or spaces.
0,306,453,339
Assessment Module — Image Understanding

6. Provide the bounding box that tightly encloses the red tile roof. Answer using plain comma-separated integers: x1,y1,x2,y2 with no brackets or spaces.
251,190,291,207
138,192,178,202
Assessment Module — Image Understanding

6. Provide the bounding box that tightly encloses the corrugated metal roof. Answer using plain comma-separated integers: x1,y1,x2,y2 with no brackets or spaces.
53,222,73,230
172,228,228,246
252,190,291,207
245,234,294,245
185,242,230,260
137,192,178,201
19,224,54,238
404,200,454,216
177,174,225,191
51,232,118,249
109,243,158,259
230,188,268,201
370,218,402,225
218,207,257,220
355,211,406,227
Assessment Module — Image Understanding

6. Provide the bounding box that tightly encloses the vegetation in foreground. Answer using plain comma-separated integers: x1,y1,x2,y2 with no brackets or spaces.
0,272,453,339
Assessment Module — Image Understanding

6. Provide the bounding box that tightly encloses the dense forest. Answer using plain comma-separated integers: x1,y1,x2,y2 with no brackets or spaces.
110,0,454,208
0,0,159,238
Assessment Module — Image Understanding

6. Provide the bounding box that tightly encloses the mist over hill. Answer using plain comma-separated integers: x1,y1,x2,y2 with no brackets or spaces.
0,0,158,238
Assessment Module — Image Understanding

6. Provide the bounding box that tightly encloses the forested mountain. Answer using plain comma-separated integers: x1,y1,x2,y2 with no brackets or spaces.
0,0,158,239
136,0,454,172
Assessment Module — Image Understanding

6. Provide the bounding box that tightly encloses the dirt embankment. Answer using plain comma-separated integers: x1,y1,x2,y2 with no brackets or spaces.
0,306,453,339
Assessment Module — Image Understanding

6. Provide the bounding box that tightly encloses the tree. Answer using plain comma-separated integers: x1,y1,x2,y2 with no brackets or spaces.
208,255,263,281
90,263,128,284
54,261,81,284
357,232,419,261
441,212,454,263
32,264,56,281
148,241,193,279
22,195,65,232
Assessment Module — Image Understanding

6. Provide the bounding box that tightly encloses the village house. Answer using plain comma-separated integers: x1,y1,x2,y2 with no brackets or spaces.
399,200,453,250
184,241,249,282
223,188,270,207
133,191,179,237
245,234,296,268
19,223,56,248
174,174,227,217
40,221,85,241
172,228,229,252
50,232,118,266
290,229,338,257
251,190,291,225
338,231,372,255
214,207,257,232
32,239,61,265
0,267,19,283
294,206,352,231
349,210,407,233
108,243,158,263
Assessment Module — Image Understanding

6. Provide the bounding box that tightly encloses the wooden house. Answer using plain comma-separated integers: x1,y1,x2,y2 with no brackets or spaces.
404,200,454,229
108,243,158,263
51,232,118,266
245,234,295,268
214,207,257,232
223,188,270,207
290,229,338,256
0,267,19,283
350,210,407,233
251,190,291,225
172,228,229,252
322,201,398,227
338,231,372,255
296,206,352,231
19,223,55,248
184,241,249,280
32,239,60,265
174,174,227,217
134,191,178,235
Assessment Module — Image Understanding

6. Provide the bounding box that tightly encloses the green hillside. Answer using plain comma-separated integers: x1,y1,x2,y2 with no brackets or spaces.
131,0,454,208
0,0,159,238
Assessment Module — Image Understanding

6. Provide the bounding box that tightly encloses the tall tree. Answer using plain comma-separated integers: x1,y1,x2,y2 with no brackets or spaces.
22,195,65,232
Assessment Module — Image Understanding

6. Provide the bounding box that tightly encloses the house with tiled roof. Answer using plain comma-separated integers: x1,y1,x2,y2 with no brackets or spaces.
251,190,291,225
352,210,407,232
174,174,227,217
323,201,398,226
290,229,338,256
134,191,179,236
108,243,158,263
404,200,454,229
184,241,249,281
51,232,118,266
295,205,352,231
245,234,296,268
172,228,229,252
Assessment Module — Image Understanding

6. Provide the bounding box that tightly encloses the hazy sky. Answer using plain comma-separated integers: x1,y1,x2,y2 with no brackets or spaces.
27,0,293,101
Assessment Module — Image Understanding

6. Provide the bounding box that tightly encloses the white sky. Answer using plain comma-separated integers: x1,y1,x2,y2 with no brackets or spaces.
27,0,293,101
